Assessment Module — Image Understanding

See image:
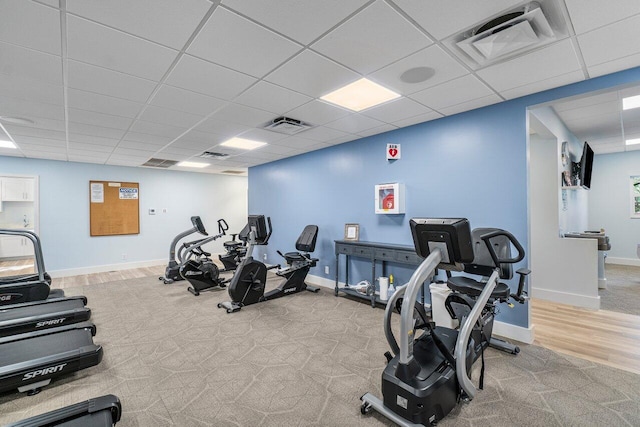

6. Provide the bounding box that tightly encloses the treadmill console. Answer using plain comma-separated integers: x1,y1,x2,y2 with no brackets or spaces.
409,218,474,270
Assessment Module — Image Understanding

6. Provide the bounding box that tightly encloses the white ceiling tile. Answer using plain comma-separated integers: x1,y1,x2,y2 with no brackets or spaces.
0,42,62,86
209,103,274,127
500,70,585,100
0,76,62,106
23,151,66,160
273,136,319,149
136,151,184,161
285,100,350,125
221,0,370,45
168,139,212,151
369,45,469,95
410,75,495,111
312,1,432,75
236,128,288,144
13,135,66,147
357,123,397,137
67,89,144,118
556,100,619,123
439,94,503,116
3,125,66,140
188,7,302,78
68,148,111,158
477,40,581,92
297,126,349,142
234,81,312,115
265,50,359,98
67,60,157,103
129,120,187,139
391,111,443,128
578,15,640,69
67,0,211,50
111,147,158,157
0,96,64,121
565,0,640,34
66,15,178,81
553,91,618,112
68,133,120,146
0,1,61,55
361,97,433,123
119,139,166,151
156,146,199,156
194,118,249,142
68,142,115,152
165,55,257,100
587,52,640,78
121,131,173,145
8,116,66,132
68,155,108,164
325,114,385,134
138,105,204,129
257,143,297,155
33,1,59,8
391,0,523,40
68,122,126,139
151,85,226,116
68,108,133,130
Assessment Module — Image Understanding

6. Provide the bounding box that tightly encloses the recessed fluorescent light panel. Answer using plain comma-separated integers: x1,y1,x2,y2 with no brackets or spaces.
220,137,267,150
626,138,640,145
320,78,400,111
623,95,640,110
0,140,16,149
177,161,209,168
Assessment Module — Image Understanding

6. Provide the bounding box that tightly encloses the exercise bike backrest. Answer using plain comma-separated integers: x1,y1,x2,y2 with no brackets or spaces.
464,228,525,279
247,215,272,245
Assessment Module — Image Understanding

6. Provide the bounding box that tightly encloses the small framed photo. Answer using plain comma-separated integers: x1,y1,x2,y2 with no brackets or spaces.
344,223,360,241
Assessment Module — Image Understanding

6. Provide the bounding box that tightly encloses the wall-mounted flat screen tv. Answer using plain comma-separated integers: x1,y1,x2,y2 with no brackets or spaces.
579,141,594,189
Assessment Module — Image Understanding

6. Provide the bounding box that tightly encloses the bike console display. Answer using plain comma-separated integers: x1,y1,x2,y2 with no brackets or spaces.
409,218,474,271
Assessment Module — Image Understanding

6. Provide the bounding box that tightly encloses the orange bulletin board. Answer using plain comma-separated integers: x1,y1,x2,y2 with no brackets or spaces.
89,181,140,236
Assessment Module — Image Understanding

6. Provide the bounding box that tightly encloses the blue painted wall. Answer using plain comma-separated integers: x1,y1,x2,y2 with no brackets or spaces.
0,156,247,274
249,66,640,329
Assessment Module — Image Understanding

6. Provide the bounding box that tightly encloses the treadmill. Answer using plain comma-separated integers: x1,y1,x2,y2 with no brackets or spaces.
0,321,103,394
0,229,64,305
5,394,121,426
0,296,91,338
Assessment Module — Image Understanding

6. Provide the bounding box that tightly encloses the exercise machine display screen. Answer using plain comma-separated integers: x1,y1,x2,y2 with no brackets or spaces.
409,218,474,270
248,215,268,241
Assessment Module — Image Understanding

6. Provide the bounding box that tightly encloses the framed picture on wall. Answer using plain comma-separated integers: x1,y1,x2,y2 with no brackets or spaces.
344,223,360,241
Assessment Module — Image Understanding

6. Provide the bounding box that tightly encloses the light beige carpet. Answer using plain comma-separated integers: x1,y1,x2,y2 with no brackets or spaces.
1,275,639,426
599,264,640,316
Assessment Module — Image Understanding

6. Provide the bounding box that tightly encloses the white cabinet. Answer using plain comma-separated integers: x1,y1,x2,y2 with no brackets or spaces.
0,235,33,258
1,177,35,201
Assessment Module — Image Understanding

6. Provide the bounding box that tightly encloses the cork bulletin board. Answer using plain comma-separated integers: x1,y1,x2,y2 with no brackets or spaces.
89,181,140,236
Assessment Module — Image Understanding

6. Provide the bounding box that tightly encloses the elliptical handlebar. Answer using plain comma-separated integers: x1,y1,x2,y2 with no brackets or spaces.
177,219,228,266
217,218,229,235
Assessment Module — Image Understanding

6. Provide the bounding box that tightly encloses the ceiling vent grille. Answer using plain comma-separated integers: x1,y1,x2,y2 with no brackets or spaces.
142,158,178,168
221,170,245,175
264,116,312,135
444,1,565,69
198,151,230,159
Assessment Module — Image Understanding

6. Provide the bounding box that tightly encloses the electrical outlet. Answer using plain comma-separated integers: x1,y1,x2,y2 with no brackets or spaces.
162,208,168,214
121,253,127,260
263,253,267,261
324,265,329,274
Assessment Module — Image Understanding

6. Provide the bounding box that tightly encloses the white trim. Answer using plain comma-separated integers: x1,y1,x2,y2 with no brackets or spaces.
493,320,535,344
606,257,640,267
308,274,536,343
532,287,600,309
49,259,165,278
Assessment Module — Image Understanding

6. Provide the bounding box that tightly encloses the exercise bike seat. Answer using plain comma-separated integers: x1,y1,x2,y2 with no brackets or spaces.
446,227,516,303
279,225,318,264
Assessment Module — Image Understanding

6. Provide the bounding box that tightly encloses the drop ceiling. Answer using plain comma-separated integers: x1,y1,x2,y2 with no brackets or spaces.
1,0,640,174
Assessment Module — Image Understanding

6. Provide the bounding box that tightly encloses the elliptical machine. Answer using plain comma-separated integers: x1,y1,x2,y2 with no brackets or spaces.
178,218,230,296
159,216,208,284
217,216,320,313
360,218,528,426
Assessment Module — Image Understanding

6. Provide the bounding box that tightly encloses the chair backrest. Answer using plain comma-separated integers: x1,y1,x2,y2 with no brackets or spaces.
464,228,513,279
295,225,318,253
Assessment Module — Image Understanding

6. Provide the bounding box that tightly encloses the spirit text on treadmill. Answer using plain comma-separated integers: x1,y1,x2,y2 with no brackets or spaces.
23,363,68,380
35,318,66,327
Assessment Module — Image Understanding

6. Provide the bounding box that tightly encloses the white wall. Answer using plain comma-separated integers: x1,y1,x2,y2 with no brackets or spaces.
529,128,599,309
589,150,640,265
0,156,248,276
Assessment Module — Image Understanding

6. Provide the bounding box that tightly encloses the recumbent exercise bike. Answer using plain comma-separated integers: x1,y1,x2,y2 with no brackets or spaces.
218,215,320,313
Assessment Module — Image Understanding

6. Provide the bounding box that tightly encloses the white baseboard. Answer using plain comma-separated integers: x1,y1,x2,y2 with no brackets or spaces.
493,320,535,344
49,259,165,278
309,274,535,344
532,287,600,310
606,257,640,267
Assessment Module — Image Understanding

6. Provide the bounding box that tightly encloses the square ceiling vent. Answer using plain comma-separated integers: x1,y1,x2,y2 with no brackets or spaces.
264,116,312,135
443,1,567,69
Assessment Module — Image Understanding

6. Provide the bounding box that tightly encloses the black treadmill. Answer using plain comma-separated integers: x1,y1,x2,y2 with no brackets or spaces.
0,321,103,394
0,296,91,338
0,229,65,305
5,394,121,426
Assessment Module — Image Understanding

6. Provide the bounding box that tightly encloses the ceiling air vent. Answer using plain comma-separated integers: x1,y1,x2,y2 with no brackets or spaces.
221,170,245,175
142,158,178,168
264,116,312,135
198,151,230,159
445,1,565,69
